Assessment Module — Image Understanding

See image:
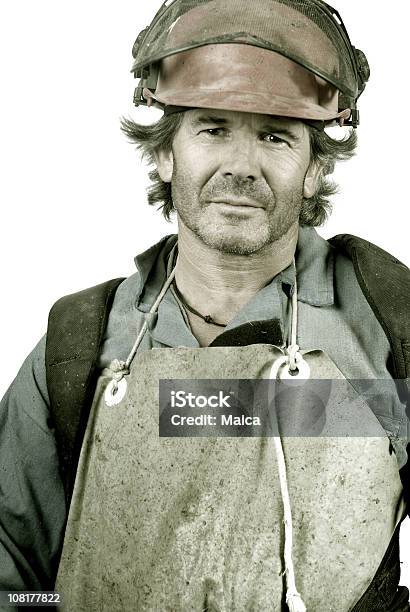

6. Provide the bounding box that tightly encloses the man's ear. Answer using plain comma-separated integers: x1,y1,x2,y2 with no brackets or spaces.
303,161,322,199
154,148,174,183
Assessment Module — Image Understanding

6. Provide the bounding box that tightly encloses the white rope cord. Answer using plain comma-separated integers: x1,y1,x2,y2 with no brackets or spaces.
109,266,177,391
288,263,299,372
126,265,177,370
274,433,306,612
274,261,307,611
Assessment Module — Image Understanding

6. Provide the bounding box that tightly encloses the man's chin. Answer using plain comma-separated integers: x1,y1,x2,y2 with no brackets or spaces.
194,227,274,256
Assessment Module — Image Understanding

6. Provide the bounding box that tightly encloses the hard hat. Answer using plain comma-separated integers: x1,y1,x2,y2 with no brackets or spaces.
131,0,370,128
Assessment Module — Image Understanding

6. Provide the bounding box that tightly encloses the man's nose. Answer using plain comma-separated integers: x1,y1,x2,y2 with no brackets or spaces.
219,139,261,181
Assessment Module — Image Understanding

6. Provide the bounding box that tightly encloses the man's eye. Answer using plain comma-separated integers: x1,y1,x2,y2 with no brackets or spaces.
201,128,226,136
262,133,286,144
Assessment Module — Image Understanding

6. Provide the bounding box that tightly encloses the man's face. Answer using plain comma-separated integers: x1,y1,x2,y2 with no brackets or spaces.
156,109,319,255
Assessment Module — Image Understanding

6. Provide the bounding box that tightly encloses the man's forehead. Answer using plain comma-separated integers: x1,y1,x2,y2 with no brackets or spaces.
184,108,305,132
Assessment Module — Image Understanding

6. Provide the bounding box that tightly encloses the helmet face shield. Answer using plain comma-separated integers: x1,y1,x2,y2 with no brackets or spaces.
143,44,351,123
132,0,369,126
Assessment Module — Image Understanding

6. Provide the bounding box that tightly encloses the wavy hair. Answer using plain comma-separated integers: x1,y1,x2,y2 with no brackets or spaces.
120,112,357,226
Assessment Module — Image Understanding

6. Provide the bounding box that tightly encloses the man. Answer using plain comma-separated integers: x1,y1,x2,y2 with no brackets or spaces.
0,0,409,611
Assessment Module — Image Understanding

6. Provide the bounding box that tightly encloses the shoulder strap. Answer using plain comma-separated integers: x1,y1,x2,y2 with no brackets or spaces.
328,234,410,380
329,234,410,510
45,277,125,505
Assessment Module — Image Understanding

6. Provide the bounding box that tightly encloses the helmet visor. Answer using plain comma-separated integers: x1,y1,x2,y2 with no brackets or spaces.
132,0,358,100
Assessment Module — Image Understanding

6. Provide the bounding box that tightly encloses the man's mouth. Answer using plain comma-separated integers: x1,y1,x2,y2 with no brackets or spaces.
210,199,264,209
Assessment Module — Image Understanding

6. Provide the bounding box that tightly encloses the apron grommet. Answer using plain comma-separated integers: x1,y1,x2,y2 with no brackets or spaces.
269,354,311,381
105,377,128,407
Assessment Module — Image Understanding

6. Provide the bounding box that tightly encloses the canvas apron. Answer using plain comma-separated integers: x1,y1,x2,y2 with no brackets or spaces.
55,268,404,612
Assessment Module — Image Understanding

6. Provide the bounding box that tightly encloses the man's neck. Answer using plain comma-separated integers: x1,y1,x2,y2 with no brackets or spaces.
174,221,298,344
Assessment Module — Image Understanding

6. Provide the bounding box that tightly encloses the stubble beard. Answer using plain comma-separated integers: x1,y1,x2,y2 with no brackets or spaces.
171,165,304,256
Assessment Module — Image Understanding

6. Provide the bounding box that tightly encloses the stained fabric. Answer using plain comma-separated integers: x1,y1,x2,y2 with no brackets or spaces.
55,344,403,611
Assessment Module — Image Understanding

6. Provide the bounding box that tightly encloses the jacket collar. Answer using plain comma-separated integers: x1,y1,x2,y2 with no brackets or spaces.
133,234,178,308
296,226,334,306
134,227,334,310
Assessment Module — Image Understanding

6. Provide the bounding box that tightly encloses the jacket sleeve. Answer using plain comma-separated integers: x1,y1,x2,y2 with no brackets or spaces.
0,336,66,593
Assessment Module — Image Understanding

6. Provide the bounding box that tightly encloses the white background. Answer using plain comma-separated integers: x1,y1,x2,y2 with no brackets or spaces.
0,0,409,591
